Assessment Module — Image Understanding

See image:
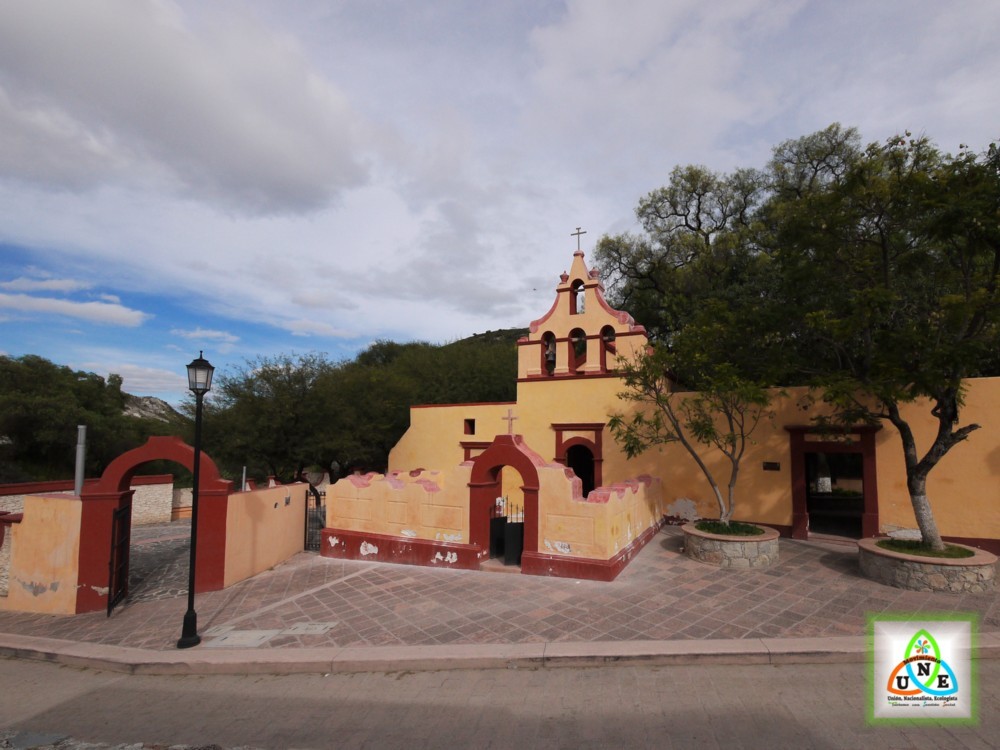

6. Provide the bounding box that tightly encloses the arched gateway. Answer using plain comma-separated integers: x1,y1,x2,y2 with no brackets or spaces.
77,435,232,614
468,434,543,558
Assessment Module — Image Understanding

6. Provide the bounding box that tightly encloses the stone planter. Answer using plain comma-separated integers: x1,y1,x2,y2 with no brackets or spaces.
858,538,997,593
681,522,780,569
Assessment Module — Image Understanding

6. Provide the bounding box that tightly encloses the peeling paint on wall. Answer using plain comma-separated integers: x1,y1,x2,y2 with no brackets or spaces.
665,498,700,522
432,551,458,564
359,541,379,556
401,529,417,537
544,539,572,554
328,536,340,547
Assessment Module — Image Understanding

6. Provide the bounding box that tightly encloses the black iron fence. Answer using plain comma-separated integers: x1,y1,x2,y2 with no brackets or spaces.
489,499,524,566
305,489,325,551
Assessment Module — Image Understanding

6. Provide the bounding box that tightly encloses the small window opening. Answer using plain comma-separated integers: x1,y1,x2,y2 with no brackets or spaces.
464,419,475,435
570,280,585,314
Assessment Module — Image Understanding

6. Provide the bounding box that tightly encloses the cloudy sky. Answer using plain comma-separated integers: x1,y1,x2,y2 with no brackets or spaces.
1,0,998,404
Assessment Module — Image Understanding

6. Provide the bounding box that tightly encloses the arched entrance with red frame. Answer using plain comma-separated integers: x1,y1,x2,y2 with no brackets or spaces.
468,434,541,560
76,435,232,614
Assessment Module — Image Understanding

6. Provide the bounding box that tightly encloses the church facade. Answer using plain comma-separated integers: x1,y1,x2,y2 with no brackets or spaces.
321,250,1000,579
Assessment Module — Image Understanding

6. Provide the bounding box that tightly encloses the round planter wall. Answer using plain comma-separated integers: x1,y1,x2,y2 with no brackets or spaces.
681,523,780,569
858,538,997,593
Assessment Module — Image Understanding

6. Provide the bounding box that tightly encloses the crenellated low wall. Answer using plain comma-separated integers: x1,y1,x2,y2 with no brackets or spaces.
536,470,663,560
321,460,665,580
326,466,473,544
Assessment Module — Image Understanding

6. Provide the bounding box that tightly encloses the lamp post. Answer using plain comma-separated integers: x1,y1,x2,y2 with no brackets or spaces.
177,351,214,649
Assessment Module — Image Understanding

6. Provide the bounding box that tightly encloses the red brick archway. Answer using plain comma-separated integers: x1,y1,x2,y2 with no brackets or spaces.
76,435,232,614
468,434,542,559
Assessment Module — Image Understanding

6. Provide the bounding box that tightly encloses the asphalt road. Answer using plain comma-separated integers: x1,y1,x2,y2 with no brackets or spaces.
2,657,998,749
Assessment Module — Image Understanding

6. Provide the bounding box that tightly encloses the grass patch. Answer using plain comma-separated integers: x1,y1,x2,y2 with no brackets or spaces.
694,520,765,536
875,539,975,559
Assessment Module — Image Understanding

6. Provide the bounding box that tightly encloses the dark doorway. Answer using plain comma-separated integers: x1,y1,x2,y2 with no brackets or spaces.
805,451,864,538
566,444,595,497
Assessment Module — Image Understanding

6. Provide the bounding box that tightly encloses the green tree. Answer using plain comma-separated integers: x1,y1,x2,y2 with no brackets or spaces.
204,353,334,483
768,131,1000,550
0,355,167,482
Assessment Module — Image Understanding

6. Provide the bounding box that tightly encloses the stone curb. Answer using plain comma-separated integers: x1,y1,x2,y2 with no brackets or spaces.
1,632,998,676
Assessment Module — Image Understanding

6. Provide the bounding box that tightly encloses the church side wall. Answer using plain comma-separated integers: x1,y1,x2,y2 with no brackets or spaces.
872,377,1000,541
388,402,516,474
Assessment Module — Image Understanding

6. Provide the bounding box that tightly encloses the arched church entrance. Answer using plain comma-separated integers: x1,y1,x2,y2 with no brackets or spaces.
468,435,540,566
565,444,595,497
78,435,232,615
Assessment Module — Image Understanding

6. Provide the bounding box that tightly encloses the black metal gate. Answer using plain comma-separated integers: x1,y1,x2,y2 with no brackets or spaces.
107,504,130,617
305,489,325,551
489,501,524,566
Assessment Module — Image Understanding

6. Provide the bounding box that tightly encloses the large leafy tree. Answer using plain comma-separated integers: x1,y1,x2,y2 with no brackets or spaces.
603,123,1000,550
768,130,1000,550
600,166,780,525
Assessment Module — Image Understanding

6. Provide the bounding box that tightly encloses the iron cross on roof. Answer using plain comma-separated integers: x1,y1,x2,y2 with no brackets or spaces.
502,408,518,435
571,227,587,251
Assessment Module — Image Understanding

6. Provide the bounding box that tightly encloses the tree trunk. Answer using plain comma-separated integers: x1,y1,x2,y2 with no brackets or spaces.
907,472,945,552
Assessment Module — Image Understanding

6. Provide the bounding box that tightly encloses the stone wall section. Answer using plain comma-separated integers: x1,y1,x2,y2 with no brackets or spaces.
858,538,996,593
682,524,780,568
0,480,174,525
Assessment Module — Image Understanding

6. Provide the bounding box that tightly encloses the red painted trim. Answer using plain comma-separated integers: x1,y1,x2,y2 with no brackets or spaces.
469,435,543,557
460,441,492,461
74,436,233,614
784,425,880,542
320,528,481,570
553,424,604,490
518,372,625,383
521,516,665,581
411,401,516,410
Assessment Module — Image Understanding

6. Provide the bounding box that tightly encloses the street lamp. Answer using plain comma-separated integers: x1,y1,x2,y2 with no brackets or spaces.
177,351,214,649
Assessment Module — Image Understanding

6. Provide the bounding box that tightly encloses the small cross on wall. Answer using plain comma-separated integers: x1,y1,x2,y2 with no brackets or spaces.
502,408,518,435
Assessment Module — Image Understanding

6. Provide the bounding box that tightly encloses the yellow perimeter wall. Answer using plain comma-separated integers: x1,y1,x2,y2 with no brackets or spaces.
224,484,307,588
327,464,663,562
2,494,81,614
2,484,308,614
388,377,1000,546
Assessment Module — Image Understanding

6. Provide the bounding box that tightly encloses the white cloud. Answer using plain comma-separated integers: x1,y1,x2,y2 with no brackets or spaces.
82,361,188,395
171,327,240,344
284,319,357,338
0,0,370,214
0,276,92,292
0,292,150,326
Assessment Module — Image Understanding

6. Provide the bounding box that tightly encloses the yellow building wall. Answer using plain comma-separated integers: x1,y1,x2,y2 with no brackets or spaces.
2,494,81,614
535,466,664,560
389,402,515,472
223,484,307,588
872,377,1000,540
327,466,473,544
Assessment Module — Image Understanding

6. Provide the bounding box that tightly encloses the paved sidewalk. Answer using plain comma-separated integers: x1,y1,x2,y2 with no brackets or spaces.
0,523,997,672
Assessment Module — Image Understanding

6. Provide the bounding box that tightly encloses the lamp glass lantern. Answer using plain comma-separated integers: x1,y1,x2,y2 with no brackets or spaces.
187,352,215,395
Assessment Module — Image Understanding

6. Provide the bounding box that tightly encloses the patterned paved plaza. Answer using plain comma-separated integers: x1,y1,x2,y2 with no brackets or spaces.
1,521,997,652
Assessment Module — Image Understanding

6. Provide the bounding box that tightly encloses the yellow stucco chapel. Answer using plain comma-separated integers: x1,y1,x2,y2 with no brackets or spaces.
321,250,1000,580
